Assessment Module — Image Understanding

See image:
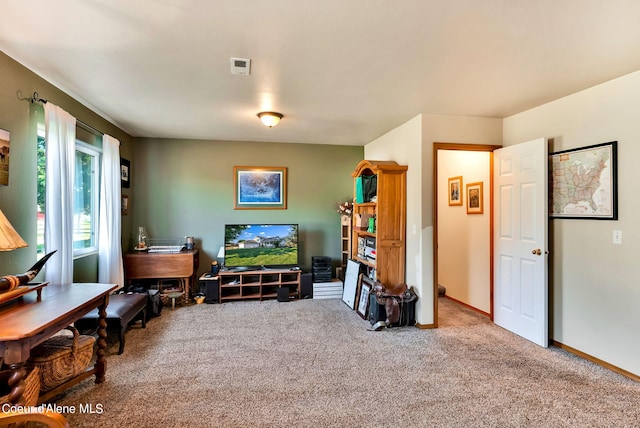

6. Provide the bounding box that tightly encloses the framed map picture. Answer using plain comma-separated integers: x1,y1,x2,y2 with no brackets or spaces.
550,141,617,219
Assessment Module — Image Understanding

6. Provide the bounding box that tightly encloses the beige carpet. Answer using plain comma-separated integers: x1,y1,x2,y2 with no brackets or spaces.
57,298,640,427
437,296,492,328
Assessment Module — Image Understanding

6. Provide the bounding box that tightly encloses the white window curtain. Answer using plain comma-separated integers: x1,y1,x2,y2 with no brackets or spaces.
44,103,76,284
98,135,124,287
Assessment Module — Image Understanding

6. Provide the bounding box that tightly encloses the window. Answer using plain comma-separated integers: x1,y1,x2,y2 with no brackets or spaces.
37,134,102,259
73,142,100,256
36,135,45,257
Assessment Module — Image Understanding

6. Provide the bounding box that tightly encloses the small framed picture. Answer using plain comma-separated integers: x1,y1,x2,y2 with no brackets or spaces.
356,277,372,319
0,128,10,186
448,176,463,206
466,182,483,214
121,195,129,215
121,158,131,188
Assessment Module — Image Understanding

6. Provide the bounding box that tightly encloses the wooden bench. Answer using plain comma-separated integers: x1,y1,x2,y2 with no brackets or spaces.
75,293,148,355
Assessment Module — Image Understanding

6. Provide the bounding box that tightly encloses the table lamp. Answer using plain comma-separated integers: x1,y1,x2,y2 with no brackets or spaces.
0,209,28,252
0,209,55,293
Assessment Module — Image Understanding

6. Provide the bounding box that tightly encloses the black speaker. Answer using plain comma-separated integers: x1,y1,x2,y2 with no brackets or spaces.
300,272,313,299
200,277,219,304
312,256,331,267
277,287,290,302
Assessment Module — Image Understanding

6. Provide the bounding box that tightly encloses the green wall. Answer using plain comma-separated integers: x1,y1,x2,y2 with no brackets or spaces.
0,53,364,282
0,51,363,280
0,52,134,280
131,138,363,274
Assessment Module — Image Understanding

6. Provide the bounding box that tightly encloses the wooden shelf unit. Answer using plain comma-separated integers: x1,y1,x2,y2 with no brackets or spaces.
217,269,301,302
340,215,352,271
351,159,407,287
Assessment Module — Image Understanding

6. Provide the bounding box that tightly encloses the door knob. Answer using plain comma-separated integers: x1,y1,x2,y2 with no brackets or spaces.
532,249,542,255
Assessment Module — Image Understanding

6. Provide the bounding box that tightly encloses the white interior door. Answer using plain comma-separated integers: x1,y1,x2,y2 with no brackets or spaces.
494,138,548,347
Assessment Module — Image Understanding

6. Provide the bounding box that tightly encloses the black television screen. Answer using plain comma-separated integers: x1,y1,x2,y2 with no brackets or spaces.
223,224,299,269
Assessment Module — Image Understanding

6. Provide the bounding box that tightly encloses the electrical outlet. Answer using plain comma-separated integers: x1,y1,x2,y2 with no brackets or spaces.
613,230,622,245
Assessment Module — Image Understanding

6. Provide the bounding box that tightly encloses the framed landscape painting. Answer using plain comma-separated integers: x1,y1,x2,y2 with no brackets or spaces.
234,166,287,210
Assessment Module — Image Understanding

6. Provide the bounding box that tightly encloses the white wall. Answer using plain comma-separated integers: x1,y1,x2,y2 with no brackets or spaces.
437,150,491,313
365,115,423,319
421,115,503,324
504,70,640,376
367,73,639,376
365,114,501,325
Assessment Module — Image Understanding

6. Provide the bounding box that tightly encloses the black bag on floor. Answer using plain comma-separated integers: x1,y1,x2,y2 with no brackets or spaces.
147,289,163,317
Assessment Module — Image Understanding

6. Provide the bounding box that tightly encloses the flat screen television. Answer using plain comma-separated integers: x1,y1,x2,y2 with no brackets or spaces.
223,224,299,270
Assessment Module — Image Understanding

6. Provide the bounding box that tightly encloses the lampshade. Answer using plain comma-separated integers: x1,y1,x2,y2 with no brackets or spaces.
217,246,225,259
0,209,28,251
257,111,283,128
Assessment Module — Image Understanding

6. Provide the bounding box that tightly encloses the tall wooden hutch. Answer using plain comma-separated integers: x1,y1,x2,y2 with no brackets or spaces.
351,160,407,287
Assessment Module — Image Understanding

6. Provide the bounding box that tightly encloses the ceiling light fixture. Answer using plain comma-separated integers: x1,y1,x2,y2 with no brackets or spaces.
257,111,283,128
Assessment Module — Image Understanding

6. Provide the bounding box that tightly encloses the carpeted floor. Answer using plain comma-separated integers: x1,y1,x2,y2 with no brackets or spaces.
57,297,639,427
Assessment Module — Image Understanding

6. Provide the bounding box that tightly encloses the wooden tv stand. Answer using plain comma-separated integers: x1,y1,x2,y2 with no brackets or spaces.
218,269,301,302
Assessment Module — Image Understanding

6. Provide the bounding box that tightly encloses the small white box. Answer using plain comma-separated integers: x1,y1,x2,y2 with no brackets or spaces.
313,279,343,299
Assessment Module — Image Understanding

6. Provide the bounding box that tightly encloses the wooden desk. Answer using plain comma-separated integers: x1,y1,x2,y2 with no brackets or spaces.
124,250,199,301
0,282,117,405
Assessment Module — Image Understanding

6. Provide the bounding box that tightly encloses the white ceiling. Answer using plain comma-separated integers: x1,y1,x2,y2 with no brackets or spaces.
3,0,640,146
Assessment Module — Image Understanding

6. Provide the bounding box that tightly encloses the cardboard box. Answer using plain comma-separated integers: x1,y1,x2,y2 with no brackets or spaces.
354,213,372,230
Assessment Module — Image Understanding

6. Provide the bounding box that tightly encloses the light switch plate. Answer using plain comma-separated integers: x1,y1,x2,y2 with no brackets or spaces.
613,230,622,244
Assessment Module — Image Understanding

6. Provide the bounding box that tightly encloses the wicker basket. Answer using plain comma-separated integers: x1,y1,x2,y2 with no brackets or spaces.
27,326,95,392
0,366,41,407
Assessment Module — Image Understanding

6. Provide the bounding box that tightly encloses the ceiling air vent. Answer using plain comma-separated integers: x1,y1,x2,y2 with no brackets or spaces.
230,57,251,75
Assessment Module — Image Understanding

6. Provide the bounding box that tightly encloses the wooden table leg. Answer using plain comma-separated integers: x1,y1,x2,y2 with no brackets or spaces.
6,362,27,406
182,278,191,303
94,299,108,384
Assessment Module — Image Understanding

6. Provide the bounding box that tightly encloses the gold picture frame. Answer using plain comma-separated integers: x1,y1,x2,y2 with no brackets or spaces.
448,176,463,206
466,182,483,214
234,166,287,210
0,128,10,186
121,195,129,215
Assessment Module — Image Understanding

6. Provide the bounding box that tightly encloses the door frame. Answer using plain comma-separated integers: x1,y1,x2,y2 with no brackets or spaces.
432,142,502,327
